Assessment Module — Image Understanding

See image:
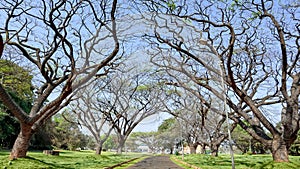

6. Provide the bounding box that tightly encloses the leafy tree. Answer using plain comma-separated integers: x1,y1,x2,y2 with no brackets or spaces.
158,118,176,132
48,111,87,151
0,111,18,149
232,125,267,154
289,131,300,156
157,118,180,154
102,135,117,151
0,60,33,102
0,60,33,148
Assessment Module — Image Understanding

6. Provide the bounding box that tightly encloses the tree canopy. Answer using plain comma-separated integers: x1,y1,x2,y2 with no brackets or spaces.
0,0,299,163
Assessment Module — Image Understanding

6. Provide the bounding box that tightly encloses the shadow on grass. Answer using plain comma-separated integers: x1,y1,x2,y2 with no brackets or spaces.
257,161,274,169
0,149,10,155
25,156,74,169
178,154,300,169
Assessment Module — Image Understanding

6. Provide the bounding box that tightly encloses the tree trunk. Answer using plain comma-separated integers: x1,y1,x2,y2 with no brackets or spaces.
161,147,165,154
200,144,206,154
95,143,103,155
189,143,197,154
170,147,173,154
10,124,33,159
117,139,125,154
117,144,122,154
272,136,289,162
211,144,219,157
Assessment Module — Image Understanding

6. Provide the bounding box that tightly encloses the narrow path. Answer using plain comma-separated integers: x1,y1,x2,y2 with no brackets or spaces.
126,155,184,169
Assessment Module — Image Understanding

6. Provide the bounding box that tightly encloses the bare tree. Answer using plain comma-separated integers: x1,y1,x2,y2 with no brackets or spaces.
130,131,160,153
137,0,300,162
163,84,235,156
95,66,163,154
70,80,113,155
0,0,121,159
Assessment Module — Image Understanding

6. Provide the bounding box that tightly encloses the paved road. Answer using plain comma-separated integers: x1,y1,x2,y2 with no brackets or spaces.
126,156,184,169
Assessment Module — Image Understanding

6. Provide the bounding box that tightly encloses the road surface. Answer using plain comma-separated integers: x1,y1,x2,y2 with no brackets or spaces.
126,156,184,169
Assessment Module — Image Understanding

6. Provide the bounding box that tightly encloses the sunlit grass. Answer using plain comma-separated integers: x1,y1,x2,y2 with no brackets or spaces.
3,150,299,169
172,154,300,169
0,150,145,169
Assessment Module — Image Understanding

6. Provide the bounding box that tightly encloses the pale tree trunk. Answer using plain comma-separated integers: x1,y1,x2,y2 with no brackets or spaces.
117,136,125,154
10,124,34,159
117,143,124,154
95,143,103,155
272,135,289,162
189,143,198,154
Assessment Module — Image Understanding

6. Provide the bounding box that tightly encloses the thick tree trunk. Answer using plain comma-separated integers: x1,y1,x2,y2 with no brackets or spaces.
272,136,289,162
117,139,125,154
210,144,219,157
95,143,103,155
117,145,122,154
10,124,33,159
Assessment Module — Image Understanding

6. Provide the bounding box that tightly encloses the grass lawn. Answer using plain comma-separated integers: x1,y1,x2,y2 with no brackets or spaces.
0,150,145,169
172,154,300,169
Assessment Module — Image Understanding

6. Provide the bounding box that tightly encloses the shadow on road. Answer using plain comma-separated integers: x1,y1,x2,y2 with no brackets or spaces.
126,156,184,169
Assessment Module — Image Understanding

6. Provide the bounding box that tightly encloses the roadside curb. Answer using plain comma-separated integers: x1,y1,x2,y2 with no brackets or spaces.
171,156,201,169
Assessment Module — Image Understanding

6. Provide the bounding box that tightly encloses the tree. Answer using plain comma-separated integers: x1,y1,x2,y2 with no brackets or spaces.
137,0,299,162
163,87,236,156
290,130,300,156
0,60,33,149
130,131,160,153
0,0,121,159
48,111,88,151
70,81,113,155
0,60,33,102
96,64,163,154
231,125,267,154
157,118,180,154
102,135,118,151
158,118,176,132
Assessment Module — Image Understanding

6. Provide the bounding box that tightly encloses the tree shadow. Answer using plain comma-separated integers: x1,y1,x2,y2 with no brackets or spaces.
25,156,75,169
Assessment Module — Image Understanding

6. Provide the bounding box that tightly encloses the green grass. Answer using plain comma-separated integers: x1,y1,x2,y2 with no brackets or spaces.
3,151,300,169
172,154,300,169
0,150,145,169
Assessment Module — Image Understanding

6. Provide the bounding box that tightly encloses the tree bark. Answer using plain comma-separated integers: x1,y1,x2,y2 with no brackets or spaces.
117,144,123,154
272,135,289,162
95,143,103,155
210,144,219,157
200,144,206,154
10,124,34,159
189,143,197,154
117,137,125,154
